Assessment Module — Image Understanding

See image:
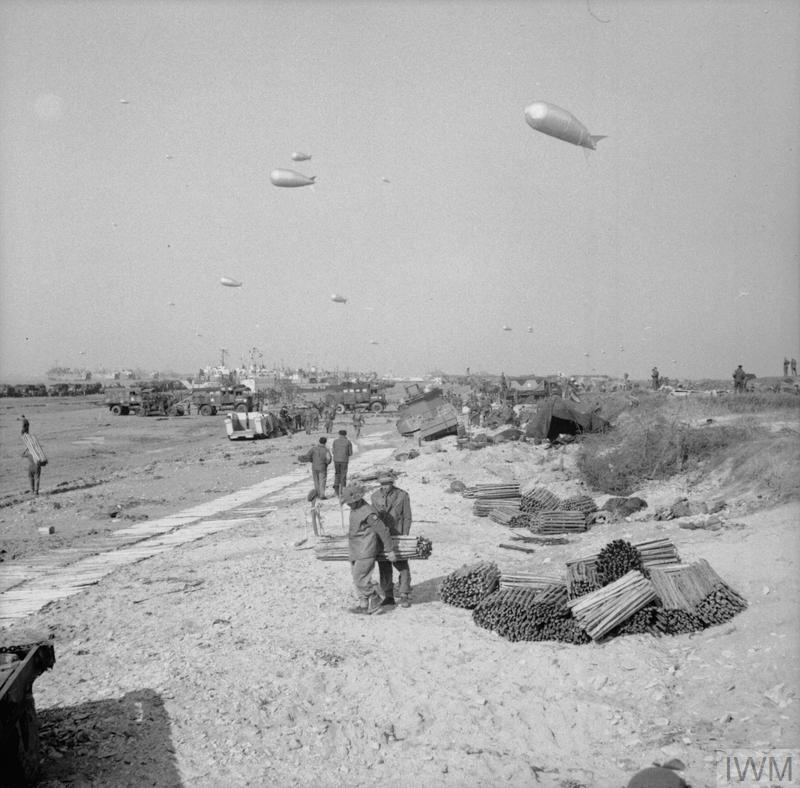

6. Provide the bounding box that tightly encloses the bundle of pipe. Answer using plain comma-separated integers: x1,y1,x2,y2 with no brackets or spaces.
560,494,597,518
499,573,564,591
508,513,536,529
519,487,561,514
649,559,746,617
607,602,662,637
529,510,589,535
566,557,600,600
566,537,680,598
596,539,644,584
472,584,590,644
440,561,500,609
488,509,518,526
635,538,681,570
314,535,433,561
472,499,522,517
462,483,521,499
567,570,657,641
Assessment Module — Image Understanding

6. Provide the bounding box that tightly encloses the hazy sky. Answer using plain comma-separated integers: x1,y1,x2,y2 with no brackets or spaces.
1,0,798,380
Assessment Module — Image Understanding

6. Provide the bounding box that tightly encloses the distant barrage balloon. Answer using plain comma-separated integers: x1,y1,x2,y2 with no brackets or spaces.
369,339,379,345
270,169,316,188
220,277,243,288
330,294,347,303
524,101,605,150
119,98,130,104
502,325,512,332
291,152,312,162
527,326,533,333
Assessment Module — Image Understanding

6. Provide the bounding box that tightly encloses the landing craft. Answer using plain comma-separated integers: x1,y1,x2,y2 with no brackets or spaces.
220,277,243,288
291,152,311,162
524,101,605,150
330,294,347,303
270,169,316,188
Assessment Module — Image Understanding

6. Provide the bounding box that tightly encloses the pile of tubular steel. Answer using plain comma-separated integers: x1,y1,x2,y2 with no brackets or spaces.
508,487,598,535
464,483,522,518
444,536,747,644
473,584,590,644
439,561,501,609
314,535,433,562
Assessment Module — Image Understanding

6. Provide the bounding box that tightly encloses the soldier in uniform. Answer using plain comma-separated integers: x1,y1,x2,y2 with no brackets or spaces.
340,485,397,615
371,471,413,608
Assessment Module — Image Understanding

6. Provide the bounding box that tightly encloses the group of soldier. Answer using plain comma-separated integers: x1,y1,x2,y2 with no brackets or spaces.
299,409,412,615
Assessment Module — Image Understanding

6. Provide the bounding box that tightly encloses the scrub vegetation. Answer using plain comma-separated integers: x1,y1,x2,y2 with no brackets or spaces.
576,393,800,498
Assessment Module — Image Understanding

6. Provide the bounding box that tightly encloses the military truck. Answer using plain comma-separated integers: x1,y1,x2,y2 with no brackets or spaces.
189,386,259,416
326,381,387,414
104,382,187,415
104,384,143,415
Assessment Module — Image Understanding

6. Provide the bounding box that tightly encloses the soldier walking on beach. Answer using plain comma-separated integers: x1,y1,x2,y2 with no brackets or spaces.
783,358,790,376
340,485,397,616
20,414,29,435
324,407,335,434
792,358,798,376
371,471,413,608
300,436,332,498
352,410,364,439
22,446,43,494
331,429,353,495
651,367,660,390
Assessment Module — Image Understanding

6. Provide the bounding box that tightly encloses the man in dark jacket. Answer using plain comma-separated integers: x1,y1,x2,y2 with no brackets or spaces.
331,429,353,495
733,365,747,393
304,437,331,498
371,471,413,607
340,485,397,615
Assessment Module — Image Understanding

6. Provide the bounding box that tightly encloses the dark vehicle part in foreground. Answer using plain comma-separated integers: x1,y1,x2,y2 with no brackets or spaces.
0,641,56,785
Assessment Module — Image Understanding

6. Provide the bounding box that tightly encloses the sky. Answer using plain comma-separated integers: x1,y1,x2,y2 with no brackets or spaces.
1,0,798,381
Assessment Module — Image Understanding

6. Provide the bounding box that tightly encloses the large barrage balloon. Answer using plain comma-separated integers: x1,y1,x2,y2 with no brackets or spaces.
270,169,316,188
220,277,243,287
291,152,311,162
524,101,605,150
330,294,347,303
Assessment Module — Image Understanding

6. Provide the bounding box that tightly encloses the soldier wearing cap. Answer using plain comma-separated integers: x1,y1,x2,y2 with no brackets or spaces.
340,485,397,615
371,471,413,607
331,429,353,496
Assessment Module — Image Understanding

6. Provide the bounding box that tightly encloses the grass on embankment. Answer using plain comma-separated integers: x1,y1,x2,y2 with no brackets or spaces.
575,392,800,500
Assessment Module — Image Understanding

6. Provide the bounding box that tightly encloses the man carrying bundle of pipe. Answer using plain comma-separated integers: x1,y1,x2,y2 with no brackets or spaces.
339,485,397,615
371,471,413,608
